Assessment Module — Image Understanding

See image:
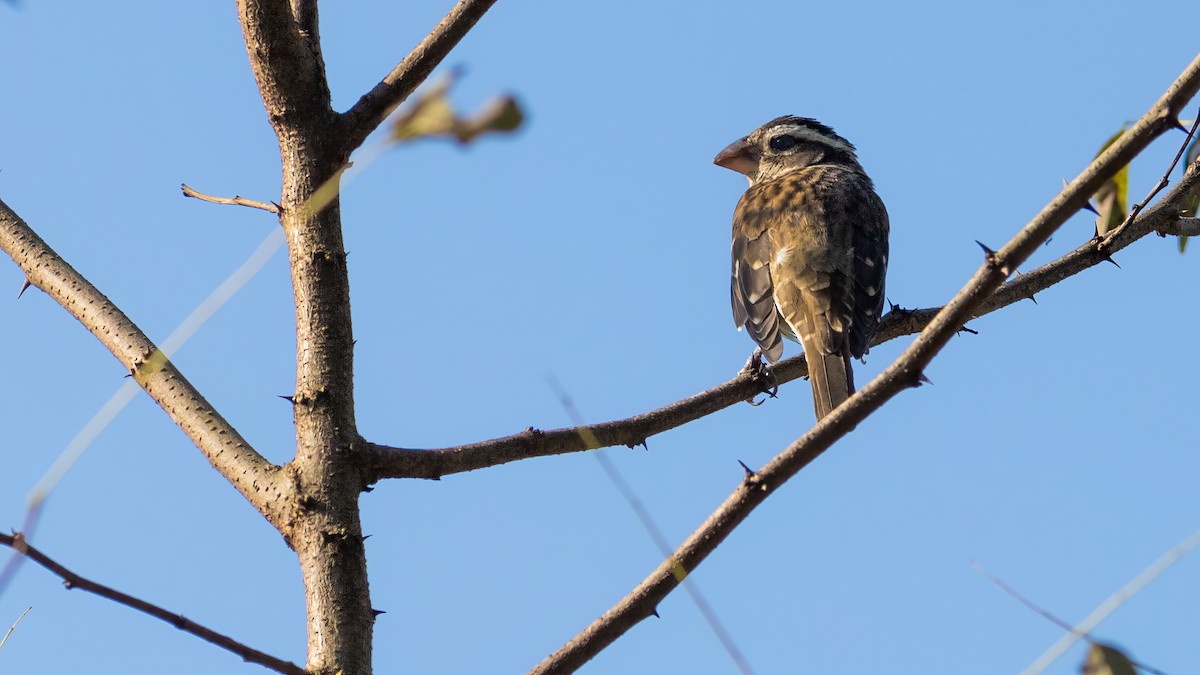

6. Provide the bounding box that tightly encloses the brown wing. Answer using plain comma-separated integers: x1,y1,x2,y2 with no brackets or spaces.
844,175,889,359
730,189,786,362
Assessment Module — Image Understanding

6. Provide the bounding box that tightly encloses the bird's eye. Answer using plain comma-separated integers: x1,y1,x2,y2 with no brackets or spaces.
769,135,798,151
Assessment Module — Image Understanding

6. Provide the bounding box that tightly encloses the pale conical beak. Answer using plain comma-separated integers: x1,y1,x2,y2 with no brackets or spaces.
713,137,758,177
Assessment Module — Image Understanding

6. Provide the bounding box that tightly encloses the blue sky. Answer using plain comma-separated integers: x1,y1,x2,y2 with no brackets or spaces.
1,2,1198,674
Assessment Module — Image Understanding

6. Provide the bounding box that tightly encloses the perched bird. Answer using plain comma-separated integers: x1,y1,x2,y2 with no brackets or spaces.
714,116,890,420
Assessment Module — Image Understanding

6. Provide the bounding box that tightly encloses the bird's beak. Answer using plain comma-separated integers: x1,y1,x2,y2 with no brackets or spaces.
713,137,758,177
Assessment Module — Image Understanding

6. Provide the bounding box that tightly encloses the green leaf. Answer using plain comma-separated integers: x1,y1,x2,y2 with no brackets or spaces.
1093,126,1130,237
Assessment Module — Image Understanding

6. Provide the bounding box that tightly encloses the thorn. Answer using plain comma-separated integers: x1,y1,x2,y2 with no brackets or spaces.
914,372,933,387
651,607,660,619
1172,117,1189,133
362,534,372,540
976,240,1010,275
17,278,31,298
362,485,374,493
278,395,296,404
1044,236,1053,246
1010,270,1038,304
1082,201,1100,216
737,459,756,478
626,439,649,450
1102,254,1121,268
957,325,979,335
886,298,913,317
372,609,386,617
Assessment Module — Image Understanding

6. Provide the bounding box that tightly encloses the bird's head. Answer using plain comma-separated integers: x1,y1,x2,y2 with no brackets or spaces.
713,116,859,186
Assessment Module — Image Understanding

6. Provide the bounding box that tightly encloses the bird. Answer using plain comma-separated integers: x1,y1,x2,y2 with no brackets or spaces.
714,116,889,420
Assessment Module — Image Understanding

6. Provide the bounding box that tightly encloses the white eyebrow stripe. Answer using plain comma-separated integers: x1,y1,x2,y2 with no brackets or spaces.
769,125,855,154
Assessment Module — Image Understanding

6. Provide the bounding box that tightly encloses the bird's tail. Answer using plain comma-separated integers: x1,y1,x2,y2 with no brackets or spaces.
807,351,854,420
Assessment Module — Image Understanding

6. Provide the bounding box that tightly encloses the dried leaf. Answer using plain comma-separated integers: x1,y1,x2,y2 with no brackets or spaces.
452,96,523,143
390,76,458,141
389,73,524,145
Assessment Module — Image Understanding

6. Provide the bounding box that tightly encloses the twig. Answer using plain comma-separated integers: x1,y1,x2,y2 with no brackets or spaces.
526,52,1200,675
0,533,307,675
971,562,1081,635
181,184,279,214
0,606,31,652
339,0,500,155
970,562,1170,675
1021,527,1200,675
1100,111,1200,250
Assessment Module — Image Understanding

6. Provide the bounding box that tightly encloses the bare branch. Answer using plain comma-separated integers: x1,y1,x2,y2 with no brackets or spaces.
236,0,375,670
237,0,335,133
0,532,307,675
0,198,287,521
363,162,1200,482
339,0,499,155
0,606,31,652
181,183,280,214
529,54,1200,675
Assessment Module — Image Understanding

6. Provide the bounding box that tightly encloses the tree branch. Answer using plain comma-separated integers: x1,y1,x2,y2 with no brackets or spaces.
237,0,335,134
0,532,307,675
238,1,375,669
362,194,1200,483
0,198,287,522
338,0,499,155
1157,215,1200,236
527,53,1200,674
181,183,280,214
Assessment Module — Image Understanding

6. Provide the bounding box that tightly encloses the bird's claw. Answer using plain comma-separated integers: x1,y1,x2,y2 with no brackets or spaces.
739,348,778,404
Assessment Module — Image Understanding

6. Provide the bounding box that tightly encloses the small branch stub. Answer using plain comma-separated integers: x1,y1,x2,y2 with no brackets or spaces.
181,184,280,214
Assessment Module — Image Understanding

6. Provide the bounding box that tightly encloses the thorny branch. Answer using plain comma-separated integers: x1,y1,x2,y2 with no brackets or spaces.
528,55,1200,674
363,157,1200,483
0,532,306,675
0,198,286,521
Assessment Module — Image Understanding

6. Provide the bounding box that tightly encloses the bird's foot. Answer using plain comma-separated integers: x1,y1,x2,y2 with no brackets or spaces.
739,348,778,404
